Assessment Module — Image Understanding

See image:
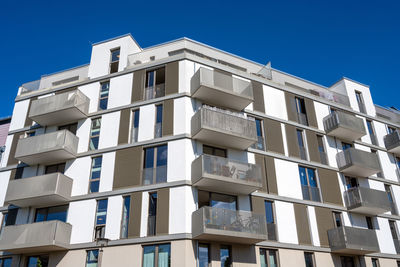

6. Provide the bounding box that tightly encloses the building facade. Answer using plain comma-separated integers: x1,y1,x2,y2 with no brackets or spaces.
0,34,400,267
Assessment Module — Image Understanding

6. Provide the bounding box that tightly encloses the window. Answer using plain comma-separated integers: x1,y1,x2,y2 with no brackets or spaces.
121,196,130,238
264,201,276,240
198,191,237,211
45,162,65,174
220,245,232,267
388,126,396,134
366,120,378,145
385,185,398,215
296,129,307,160
371,149,383,177
26,130,36,137
1,207,18,235
342,142,352,151
295,97,308,126
397,260,400,267
345,176,358,189
304,252,315,267
333,212,342,227
109,48,120,74
0,258,12,267
252,118,265,150
14,167,24,179
340,256,355,267
99,81,110,110
372,258,380,267
317,135,327,164
203,145,226,158
89,118,101,150
89,156,102,193
299,166,320,202
198,243,210,267
366,216,374,230
143,145,168,185
260,249,278,267
27,255,49,267
355,91,366,113
35,205,68,222
142,243,171,267
131,109,140,143
389,220,399,240
94,199,108,240
86,249,99,267
58,123,78,135
148,193,157,236
154,104,163,138
145,67,165,100
396,157,400,181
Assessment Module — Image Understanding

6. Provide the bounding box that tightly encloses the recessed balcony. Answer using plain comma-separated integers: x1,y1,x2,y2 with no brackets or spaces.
328,226,379,255
191,67,254,111
384,130,400,155
0,220,71,253
191,106,257,150
192,154,262,195
336,148,381,177
15,129,78,165
344,187,391,215
5,173,73,208
29,90,89,126
192,206,267,245
323,111,366,142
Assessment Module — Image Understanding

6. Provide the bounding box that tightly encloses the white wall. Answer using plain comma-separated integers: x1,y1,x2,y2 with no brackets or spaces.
1,135,14,168
140,192,149,237
79,82,100,113
108,73,133,109
343,79,376,116
76,118,91,153
281,124,289,156
99,152,116,193
0,171,11,206
173,97,195,135
66,157,91,196
68,199,96,244
104,195,123,240
275,159,303,200
307,206,320,246
314,101,330,131
138,104,155,142
376,218,397,254
9,99,30,131
98,112,120,149
263,85,288,121
274,201,298,244
325,136,339,168
167,139,194,182
179,60,193,94
374,120,387,147
169,186,196,234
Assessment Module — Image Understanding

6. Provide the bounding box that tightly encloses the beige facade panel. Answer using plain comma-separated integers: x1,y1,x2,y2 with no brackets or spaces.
264,118,285,155
162,99,174,137
118,108,131,145
131,69,145,102
252,81,265,113
165,61,179,95
318,168,343,206
113,146,142,189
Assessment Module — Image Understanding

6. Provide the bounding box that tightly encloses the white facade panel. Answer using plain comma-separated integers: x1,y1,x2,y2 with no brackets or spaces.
307,206,320,247
98,112,120,149
99,152,116,193
275,158,303,200
104,195,123,240
68,199,96,244
138,104,155,142
173,97,194,135
78,82,100,113
167,139,194,182
376,217,397,254
76,118,91,153
140,191,149,237
314,101,330,131
108,73,133,109
169,186,196,234
263,85,288,121
1,135,13,168
66,156,92,196
0,171,10,206
9,99,30,131
274,201,298,244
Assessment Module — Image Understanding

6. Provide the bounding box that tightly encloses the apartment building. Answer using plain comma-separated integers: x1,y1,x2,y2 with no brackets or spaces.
0,33,399,267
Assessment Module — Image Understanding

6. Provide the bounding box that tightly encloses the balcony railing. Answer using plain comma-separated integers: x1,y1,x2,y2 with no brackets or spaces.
191,106,257,150
131,127,139,143
299,146,307,161
301,185,321,202
5,173,73,208
191,67,254,111
336,148,381,177
147,215,156,236
144,84,165,100
15,130,78,165
297,113,308,126
344,187,391,215
192,154,262,195
28,90,89,126
154,122,162,138
142,165,167,185
319,151,328,165
0,220,71,253
192,206,267,244
328,226,379,255
323,111,366,141
251,136,265,151
384,130,400,154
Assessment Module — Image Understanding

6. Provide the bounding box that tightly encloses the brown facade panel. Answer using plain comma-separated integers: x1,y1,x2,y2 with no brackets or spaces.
265,156,278,194
251,196,266,216
113,146,142,189
118,108,131,145
128,192,142,238
305,130,320,163
165,61,179,95
264,118,284,155
7,132,24,166
252,81,265,113
285,124,300,158
131,69,145,103
255,154,267,192
162,99,174,137
318,168,343,206
156,188,169,235
293,203,312,245
304,98,318,128
314,207,335,247
285,92,297,122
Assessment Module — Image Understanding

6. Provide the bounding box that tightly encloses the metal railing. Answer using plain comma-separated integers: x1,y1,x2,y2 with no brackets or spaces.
344,187,391,213
370,133,378,146
336,147,381,173
251,136,265,151
147,215,156,236
131,127,138,143
328,226,379,253
301,185,321,202
142,165,167,185
384,130,400,151
299,146,307,160
297,113,308,126
358,102,367,114
393,239,400,254
144,84,165,100
319,151,328,165
323,111,366,136
154,122,162,138
266,223,277,241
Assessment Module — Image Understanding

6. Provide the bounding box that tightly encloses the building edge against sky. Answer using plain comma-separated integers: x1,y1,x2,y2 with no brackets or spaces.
0,33,400,266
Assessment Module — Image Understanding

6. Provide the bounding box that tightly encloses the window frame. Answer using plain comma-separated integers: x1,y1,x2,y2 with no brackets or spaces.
259,248,279,267
131,109,140,143
34,204,69,223
154,104,163,138
142,243,171,267
198,243,210,267
304,252,315,267
298,166,321,202
88,156,103,194
120,195,131,239
296,129,308,160
89,117,102,150
143,144,168,185
86,249,99,267
109,47,120,74
98,81,110,111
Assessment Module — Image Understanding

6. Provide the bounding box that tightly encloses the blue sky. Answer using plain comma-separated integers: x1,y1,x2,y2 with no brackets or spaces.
1,0,399,118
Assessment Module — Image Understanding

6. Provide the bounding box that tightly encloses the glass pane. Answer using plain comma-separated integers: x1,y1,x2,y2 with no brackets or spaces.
27,256,49,267
156,105,163,123
367,121,374,135
149,193,157,216
158,244,171,267
121,196,130,238
296,130,304,147
96,199,108,225
86,250,99,267
99,98,108,110
255,119,262,136
199,244,210,267
304,253,314,267
133,110,140,128
220,246,231,267
269,250,277,267
91,157,103,179
144,148,155,169
259,249,267,267
46,205,68,222
210,193,236,210
307,169,317,187
89,137,99,150
156,145,168,167
2,258,12,267
265,201,274,223
299,167,307,186
111,49,120,62
146,71,155,88
35,208,47,222
101,82,110,93
90,180,100,193
143,245,155,267
91,119,101,134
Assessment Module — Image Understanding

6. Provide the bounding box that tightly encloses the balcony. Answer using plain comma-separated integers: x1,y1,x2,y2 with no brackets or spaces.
28,90,89,126
323,111,366,141
344,187,391,215
0,220,71,253
192,206,267,245
191,106,257,150
336,148,381,177
191,67,254,110
15,129,78,165
384,130,400,155
192,155,262,195
328,226,379,255
4,173,73,208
